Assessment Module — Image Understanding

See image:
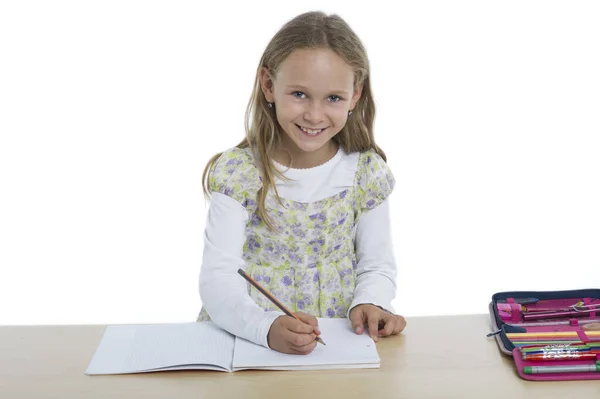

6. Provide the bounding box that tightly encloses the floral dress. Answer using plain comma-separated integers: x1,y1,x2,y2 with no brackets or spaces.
197,147,394,321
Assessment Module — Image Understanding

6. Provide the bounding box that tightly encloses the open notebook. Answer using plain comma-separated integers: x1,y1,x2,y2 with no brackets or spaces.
85,318,380,374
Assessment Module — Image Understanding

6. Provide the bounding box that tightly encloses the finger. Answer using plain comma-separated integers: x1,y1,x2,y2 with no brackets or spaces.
378,314,396,337
282,328,317,347
393,315,407,334
285,316,314,334
349,307,365,334
367,313,380,342
290,339,318,355
294,312,320,335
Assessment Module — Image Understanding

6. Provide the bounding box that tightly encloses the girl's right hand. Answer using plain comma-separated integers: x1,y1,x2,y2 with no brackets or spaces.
267,312,321,355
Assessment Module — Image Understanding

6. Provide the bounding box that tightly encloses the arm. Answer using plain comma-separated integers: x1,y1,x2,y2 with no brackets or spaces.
348,151,406,339
199,192,282,348
348,198,406,340
349,198,397,314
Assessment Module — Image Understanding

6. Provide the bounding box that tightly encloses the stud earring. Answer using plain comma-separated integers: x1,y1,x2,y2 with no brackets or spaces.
268,102,273,108
348,110,353,115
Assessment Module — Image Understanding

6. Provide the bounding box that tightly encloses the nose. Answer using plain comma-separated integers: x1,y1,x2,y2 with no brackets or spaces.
303,101,325,126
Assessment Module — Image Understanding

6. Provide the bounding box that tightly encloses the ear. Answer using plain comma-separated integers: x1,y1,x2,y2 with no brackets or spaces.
350,82,363,110
259,67,276,103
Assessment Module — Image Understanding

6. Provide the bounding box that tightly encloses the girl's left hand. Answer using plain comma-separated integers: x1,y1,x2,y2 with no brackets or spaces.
349,304,406,342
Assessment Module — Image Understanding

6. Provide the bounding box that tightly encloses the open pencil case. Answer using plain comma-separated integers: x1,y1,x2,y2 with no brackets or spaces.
489,288,600,381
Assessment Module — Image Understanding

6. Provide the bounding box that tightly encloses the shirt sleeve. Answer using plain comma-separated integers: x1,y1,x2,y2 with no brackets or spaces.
349,150,398,315
355,150,395,214
349,198,397,314
199,192,283,348
199,148,282,347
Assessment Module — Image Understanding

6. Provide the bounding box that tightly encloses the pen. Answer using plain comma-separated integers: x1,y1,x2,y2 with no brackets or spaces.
523,361,600,374
522,352,598,361
237,268,326,346
507,331,600,339
520,344,600,352
506,318,600,328
523,309,595,321
497,297,539,304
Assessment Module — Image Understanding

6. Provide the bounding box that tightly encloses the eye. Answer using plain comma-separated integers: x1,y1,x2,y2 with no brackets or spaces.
292,91,306,99
328,95,342,103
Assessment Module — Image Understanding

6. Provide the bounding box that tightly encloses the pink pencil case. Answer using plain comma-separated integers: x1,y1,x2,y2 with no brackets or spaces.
489,289,600,381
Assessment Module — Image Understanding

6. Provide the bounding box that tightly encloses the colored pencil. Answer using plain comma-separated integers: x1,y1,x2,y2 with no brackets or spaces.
512,341,584,346
237,268,326,346
509,337,588,342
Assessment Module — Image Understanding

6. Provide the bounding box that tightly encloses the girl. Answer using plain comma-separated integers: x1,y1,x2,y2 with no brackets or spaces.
198,11,406,355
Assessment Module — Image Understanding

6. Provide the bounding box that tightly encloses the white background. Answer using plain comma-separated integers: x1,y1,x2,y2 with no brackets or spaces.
1,1,599,325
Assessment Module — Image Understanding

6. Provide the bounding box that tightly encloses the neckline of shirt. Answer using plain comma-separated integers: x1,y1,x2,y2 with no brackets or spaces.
272,147,344,175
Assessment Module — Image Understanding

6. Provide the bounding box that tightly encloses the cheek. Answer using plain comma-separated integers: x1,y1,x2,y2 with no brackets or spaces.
330,107,349,125
277,98,304,120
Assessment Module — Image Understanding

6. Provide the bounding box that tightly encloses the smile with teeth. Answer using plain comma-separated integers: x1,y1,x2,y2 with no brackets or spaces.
297,124,327,136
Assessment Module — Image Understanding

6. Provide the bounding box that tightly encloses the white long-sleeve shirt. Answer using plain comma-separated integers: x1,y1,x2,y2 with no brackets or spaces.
199,148,397,348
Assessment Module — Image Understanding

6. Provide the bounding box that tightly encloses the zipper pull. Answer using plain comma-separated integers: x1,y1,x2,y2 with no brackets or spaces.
487,329,502,337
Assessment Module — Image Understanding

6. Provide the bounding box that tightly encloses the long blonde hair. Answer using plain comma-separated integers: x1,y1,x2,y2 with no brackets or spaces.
203,11,387,228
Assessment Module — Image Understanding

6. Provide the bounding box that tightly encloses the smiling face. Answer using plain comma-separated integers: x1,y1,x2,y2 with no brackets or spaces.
260,48,362,168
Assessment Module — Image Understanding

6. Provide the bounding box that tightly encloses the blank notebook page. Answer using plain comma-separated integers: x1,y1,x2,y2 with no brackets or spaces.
232,318,380,370
86,322,235,374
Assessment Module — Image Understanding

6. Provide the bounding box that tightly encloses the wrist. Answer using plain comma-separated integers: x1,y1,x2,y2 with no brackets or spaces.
350,302,393,315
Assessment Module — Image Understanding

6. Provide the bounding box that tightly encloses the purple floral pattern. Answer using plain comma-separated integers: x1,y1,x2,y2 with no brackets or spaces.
198,148,394,321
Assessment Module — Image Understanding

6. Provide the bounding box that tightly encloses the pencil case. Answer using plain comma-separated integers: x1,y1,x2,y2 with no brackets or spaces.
488,288,600,381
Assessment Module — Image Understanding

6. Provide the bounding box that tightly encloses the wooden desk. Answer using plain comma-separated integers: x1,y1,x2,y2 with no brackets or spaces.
1,314,598,398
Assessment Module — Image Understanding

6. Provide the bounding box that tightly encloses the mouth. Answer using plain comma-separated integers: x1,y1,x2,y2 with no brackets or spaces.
295,124,328,137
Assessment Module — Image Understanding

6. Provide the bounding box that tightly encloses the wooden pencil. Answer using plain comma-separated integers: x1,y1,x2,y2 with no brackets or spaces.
237,268,326,346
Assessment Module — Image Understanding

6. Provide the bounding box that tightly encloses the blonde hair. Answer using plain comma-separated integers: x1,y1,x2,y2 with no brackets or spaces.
202,11,387,228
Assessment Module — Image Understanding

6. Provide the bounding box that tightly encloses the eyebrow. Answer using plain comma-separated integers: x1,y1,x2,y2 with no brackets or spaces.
286,85,350,96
